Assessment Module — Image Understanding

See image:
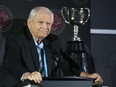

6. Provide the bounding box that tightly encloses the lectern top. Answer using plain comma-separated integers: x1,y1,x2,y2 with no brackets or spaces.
43,76,94,81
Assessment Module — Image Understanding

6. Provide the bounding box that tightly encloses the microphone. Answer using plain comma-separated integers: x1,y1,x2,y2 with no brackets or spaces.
44,39,80,76
44,39,64,76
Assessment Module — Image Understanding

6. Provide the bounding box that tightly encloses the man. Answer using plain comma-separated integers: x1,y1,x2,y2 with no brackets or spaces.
4,6,103,85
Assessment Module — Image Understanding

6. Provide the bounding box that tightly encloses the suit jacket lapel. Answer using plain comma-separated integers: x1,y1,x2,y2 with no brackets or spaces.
28,40,40,71
24,27,40,71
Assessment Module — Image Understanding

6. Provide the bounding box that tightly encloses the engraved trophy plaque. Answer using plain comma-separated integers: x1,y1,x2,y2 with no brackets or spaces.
61,7,90,72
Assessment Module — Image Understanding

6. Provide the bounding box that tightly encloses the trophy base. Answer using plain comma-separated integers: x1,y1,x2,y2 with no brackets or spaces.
66,40,89,72
66,40,86,53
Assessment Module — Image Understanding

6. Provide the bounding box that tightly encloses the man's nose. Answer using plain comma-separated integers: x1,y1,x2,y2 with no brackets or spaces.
42,23,47,28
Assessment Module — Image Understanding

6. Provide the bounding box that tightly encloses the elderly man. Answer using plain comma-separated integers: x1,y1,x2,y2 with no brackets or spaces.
4,6,103,85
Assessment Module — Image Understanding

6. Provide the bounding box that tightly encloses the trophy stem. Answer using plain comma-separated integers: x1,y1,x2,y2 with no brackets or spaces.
73,25,80,41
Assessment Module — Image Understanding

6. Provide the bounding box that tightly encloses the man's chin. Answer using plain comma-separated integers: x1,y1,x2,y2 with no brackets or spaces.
41,34,49,38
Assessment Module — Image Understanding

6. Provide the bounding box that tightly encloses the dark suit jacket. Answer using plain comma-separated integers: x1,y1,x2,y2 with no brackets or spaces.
4,27,81,82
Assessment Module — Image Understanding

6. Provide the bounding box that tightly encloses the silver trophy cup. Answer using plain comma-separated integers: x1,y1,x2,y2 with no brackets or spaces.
61,7,90,72
61,7,90,41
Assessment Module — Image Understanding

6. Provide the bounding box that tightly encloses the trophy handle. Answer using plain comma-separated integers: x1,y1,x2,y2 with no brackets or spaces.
61,7,70,24
82,8,90,25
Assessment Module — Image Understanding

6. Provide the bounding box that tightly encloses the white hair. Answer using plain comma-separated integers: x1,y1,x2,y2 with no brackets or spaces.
28,6,54,22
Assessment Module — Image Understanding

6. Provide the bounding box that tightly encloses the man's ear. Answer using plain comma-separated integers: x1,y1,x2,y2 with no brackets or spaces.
27,19,32,28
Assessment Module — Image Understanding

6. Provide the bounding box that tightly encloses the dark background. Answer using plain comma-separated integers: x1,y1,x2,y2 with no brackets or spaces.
0,0,90,48
0,0,116,87
0,0,90,87
91,0,116,87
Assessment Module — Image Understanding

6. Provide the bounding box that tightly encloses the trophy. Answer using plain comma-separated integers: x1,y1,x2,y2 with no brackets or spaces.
61,7,90,72
61,7,90,41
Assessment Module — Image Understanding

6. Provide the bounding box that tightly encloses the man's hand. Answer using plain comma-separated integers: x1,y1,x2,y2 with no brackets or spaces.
80,72,103,85
22,71,42,83
87,73,103,84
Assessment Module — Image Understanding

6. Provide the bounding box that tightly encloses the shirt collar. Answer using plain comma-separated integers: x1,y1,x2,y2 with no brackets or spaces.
33,37,44,49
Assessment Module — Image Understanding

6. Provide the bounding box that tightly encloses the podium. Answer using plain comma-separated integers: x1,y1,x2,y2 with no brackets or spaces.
17,76,94,87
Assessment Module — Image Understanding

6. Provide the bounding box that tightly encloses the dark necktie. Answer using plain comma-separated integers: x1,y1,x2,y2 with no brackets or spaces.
38,48,44,76
38,47,48,77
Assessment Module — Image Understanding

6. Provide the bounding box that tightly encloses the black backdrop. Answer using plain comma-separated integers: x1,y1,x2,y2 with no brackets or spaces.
0,0,90,87
1,0,90,48
91,0,116,87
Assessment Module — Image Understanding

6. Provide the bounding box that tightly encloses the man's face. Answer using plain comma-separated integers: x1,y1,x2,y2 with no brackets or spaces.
28,10,53,41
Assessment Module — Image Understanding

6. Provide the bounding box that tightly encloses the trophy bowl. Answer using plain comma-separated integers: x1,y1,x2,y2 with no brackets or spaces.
61,7,90,26
61,7,90,41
